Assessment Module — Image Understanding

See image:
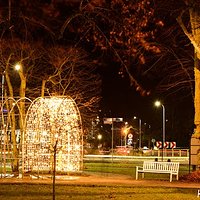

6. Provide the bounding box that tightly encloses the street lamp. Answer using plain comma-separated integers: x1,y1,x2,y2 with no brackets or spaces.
97,134,102,149
97,134,102,140
134,116,142,149
1,64,21,177
15,63,21,71
154,100,165,161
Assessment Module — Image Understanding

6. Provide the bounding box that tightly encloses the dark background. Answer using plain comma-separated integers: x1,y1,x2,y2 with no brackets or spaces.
100,64,194,148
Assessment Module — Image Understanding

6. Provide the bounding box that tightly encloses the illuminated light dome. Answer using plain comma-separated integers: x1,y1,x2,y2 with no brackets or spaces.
23,96,83,174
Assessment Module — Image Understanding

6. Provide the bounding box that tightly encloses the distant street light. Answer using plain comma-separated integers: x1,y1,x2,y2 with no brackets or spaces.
134,116,142,149
97,134,102,140
154,100,165,161
97,134,102,150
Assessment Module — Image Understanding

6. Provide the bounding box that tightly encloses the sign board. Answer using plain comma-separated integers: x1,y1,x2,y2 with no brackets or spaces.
127,138,132,146
113,118,123,122
156,141,162,148
151,139,156,143
103,118,123,124
164,141,169,148
128,133,133,139
103,118,112,124
156,141,176,149
170,142,176,148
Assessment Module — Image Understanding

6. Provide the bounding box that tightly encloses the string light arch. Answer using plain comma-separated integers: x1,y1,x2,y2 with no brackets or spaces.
23,96,83,174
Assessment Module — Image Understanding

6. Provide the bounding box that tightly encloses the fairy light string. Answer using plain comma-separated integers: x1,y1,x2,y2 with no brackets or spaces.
23,96,82,174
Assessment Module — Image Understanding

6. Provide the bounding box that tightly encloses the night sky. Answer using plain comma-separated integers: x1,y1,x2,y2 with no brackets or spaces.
100,64,194,148
0,1,194,148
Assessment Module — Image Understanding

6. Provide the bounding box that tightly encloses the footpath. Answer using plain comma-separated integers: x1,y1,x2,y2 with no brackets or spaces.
0,173,199,189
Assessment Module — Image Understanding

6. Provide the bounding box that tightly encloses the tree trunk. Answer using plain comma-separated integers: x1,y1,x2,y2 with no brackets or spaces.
188,3,200,169
189,6,200,139
41,79,46,98
5,69,18,172
18,69,26,143
194,54,200,138
177,1,200,168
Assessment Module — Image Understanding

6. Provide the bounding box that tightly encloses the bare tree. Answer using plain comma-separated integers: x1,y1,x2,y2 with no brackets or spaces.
176,0,200,139
36,45,101,127
0,1,101,173
0,38,44,172
60,0,163,95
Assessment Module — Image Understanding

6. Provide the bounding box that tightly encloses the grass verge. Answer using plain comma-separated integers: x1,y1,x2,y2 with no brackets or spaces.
0,183,199,200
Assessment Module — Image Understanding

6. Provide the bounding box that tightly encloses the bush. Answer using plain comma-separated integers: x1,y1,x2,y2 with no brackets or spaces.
180,170,200,182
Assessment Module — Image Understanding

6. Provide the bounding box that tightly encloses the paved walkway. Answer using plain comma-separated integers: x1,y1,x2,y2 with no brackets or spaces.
0,173,199,189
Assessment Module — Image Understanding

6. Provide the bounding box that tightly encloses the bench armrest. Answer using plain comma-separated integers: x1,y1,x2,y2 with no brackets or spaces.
136,166,144,180
136,166,143,170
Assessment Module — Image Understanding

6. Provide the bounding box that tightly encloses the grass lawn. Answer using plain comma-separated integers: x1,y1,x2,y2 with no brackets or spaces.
83,161,191,180
0,160,197,199
0,183,199,200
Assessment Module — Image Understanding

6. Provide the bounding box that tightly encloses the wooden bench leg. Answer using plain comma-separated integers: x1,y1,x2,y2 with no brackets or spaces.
170,173,172,182
136,170,138,180
142,172,144,179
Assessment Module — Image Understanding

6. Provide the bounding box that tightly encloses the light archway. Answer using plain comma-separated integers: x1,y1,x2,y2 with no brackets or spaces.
23,96,83,174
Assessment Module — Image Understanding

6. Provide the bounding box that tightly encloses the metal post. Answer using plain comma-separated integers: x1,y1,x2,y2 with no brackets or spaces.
111,118,114,163
125,134,126,147
134,116,142,149
53,140,58,200
162,104,165,161
154,101,166,161
21,130,24,178
139,119,142,149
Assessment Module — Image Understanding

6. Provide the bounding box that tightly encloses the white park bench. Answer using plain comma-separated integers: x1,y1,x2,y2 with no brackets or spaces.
136,161,179,182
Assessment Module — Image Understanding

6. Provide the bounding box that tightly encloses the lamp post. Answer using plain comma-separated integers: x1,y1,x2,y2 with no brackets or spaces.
123,122,128,147
134,116,142,149
1,65,21,177
0,71,5,177
14,63,24,177
155,100,165,161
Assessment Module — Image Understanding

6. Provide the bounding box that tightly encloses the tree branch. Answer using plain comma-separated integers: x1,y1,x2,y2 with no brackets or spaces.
177,11,200,54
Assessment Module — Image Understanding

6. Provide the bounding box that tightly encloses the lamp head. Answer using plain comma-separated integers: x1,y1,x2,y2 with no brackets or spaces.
155,100,161,107
97,134,102,140
15,64,21,71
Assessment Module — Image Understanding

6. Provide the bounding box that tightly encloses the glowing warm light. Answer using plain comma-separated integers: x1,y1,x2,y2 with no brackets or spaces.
155,100,161,107
122,127,128,135
23,96,83,174
97,134,102,140
15,64,21,71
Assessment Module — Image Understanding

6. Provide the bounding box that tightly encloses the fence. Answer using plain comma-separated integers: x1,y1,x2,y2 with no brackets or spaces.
96,147,189,157
146,149,189,157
